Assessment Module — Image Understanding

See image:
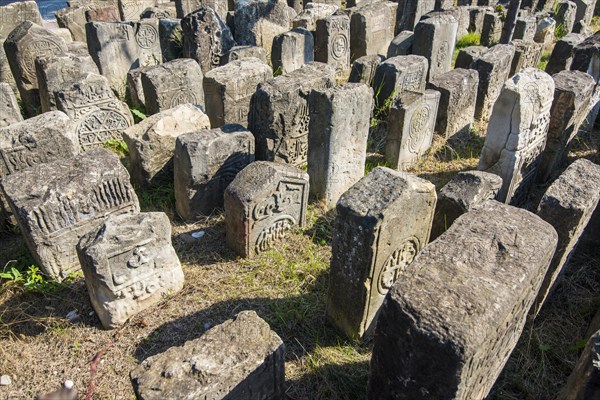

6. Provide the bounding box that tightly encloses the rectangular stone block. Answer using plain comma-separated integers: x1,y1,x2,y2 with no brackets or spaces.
512,16,537,41
293,3,338,32
327,167,436,340
0,82,22,128
222,45,268,65
509,39,543,76
0,35,17,94
545,33,584,75
118,0,154,21
0,1,43,37
349,2,395,61
314,13,351,78
412,12,457,80
472,44,514,121
386,30,413,58
272,28,314,74
348,54,383,84
480,11,501,46
368,200,558,400
371,55,428,110
175,0,228,20
395,0,435,32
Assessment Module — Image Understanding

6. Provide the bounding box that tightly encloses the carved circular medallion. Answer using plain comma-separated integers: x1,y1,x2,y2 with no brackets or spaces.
77,109,131,149
21,39,64,82
170,90,198,108
408,105,431,154
136,24,158,49
377,237,420,295
331,33,349,60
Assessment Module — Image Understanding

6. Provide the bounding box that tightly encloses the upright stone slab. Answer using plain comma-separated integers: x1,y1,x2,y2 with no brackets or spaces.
349,2,395,61
272,28,314,74
554,0,577,34
175,0,228,20
478,68,555,204
135,18,163,68
468,5,491,35
0,35,17,94
55,73,134,151
222,45,268,64
539,71,595,182
249,62,335,166
533,159,600,314
385,90,440,170
395,0,435,32
367,200,558,400
426,68,479,140
513,15,537,41
558,327,600,400
412,13,457,80
0,1,43,37
141,59,205,115
534,17,556,48
203,57,272,127
4,22,68,116
181,7,235,73
158,18,183,62
480,12,502,46
123,104,211,187
326,167,436,340
509,39,543,76
174,125,255,220
55,6,88,43
571,31,600,81
293,3,338,31
130,311,285,400
307,83,372,208
314,13,350,78
472,44,515,121
574,0,595,25
430,170,502,240
224,161,309,258
545,33,584,75
348,54,383,84
118,0,154,21
386,30,413,58
0,149,139,280
126,66,150,108
78,212,184,329
371,55,428,109
0,83,23,128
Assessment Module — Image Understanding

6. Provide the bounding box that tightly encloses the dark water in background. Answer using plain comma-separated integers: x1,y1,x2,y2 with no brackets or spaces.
0,0,68,20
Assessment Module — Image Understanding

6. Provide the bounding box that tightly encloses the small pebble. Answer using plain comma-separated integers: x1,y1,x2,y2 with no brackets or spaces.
0,375,12,386
191,230,205,239
66,310,79,321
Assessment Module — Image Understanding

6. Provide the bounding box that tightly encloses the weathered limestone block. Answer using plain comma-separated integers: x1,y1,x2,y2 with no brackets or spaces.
368,200,558,400
478,68,555,204
0,83,23,128
349,2,395,61
314,13,350,78
480,11,502,46
134,18,163,67
141,59,205,115
472,44,515,121
126,66,150,108
327,167,436,340
85,5,121,22
204,57,272,127
140,6,175,19
513,15,537,41
395,0,435,32
55,73,134,151
118,0,154,21
571,31,600,82
454,45,487,69
468,5,491,35
430,170,502,240
0,148,139,280
426,68,478,140
0,35,17,94
412,12,457,80
574,0,595,25
158,18,183,62
0,1,43,37
386,30,413,58
538,71,595,182
554,0,577,34
175,0,228,20
4,21,68,116
348,54,383,84
545,33,584,75
371,55,428,109
272,28,314,74
181,7,235,73
130,311,285,400
224,161,308,258
558,327,600,400
249,62,335,166
307,83,372,208
174,125,255,220
78,212,184,329
123,104,211,187
222,45,268,64
534,17,556,48
509,39,543,76
385,90,440,170
293,3,338,31
56,6,89,42
533,159,600,314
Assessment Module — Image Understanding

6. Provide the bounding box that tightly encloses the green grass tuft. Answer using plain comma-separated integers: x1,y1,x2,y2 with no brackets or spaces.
456,32,481,49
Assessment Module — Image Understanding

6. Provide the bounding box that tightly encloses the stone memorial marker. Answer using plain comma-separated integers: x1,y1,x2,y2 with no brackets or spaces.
513,15,537,41
0,83,23,128
571,31,600,81
314,12,350,78
56,6,88,42
472,44,515,121
348,54,383,84
412,12,457,80
371,55,428,110
174,124,255,220
130,311,285,400
272,28,314,74
175,0,228,20
135,18,163,67
0,1,43,37
454,45,487,69
249,62,335,166
126,66,151,108
85,5,121,23
140,5,176,19
368,200,558,400
478,68,555,204
395,0,435,32
480,11,502,46
0,35,17,94
574,0,595,25
307,83,372,208
78,212,184,329
349,1,395,61
224,161,309,258
327,167,436,340
123,103,211,187
554,0,577,34
222,45,268,64
293,3,338,31
534,17,556,49
141,58,205,115
158,18,183,62
0,148,139,280
468,5,491,35
386,30,413,58
118,0,154,21
545,33,584,75
509,39,543,76
204,57,272,127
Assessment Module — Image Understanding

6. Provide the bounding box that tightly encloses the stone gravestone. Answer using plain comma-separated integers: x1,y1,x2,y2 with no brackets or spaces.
55,73,134,151
385,90,441,170
386,30,413,58
348,54,384,85
0,83,23,128
513,15,537,41
454,45,487,69
77,212,184,329
554,0,577,34
412,12,458,80
174,124,255,220
545,33,584,75
371,55,428,111
141,59,205,115
3,21,68,117
430,170,502,241
181,7,235,73
478,68,555,205
203,57,272,127
395,0,435,32
123,103,211,188
349,1,395,61
0,1,43,37
249,62,335,167
126,66,151,108
570,31,600,82
534,17,556,49
0,148,140,280
0,35,17,94
158,18,183,62
426,68,479,140
272,28,314,74
130,311,285,400
307,83,372,209
314,13,351,78
85,5,121,23
55,6,88,43
533,159,600,315
293,3,338,32
538,70,595,182
224,161,309,258
472,44,515,121
509,39,543,76
175,0,228,20
222,45,268,64
118,0,154,21
368,200,558,400
574,0,595,26
480,11,502,46
326,167,436,340
135,19,163,67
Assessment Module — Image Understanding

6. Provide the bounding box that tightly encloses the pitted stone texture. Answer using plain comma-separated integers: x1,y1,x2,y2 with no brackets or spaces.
272,28,314,74
559,327,600,400
0,83,22,128
0,1,43,37
293,3,338,31
509,39,543,76
222,45,268,64
174,124,255,220
545,33,584,75
78,212,184,329
554,0,577,34
412,12,457,80
480,12,501,46
472,44,515,121
130,311,285,400
313,12,350,78
249,62,335,166
307,83,372,209
368,200,558,400
327,167,436,340
454,45,486,69
395,0,435,32
159,18,183,62
0,148,140,280
571,31,600,82
118,0,154,21
175,0,228,20
430,170,502,240
204,57,272,127
513,15,537,41
478,68,555,205
123,104,211,187
386,30,413,58
0,35,17,94
141,59,205,115
224,161,308,258
371,55,428,111
349,1,395,61
534,17,556,48
348,54,384,84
